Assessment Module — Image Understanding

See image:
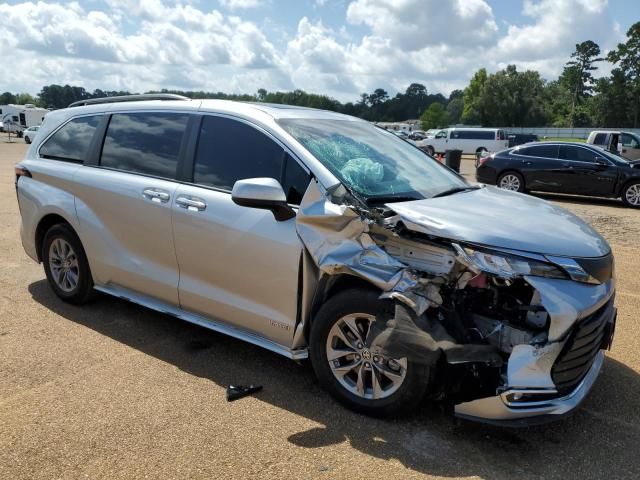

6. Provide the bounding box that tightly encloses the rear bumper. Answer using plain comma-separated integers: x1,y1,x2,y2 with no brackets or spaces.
475,165,497,184
454,350,605,426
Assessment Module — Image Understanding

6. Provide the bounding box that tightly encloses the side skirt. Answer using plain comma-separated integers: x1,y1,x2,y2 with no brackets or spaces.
94,284,309,361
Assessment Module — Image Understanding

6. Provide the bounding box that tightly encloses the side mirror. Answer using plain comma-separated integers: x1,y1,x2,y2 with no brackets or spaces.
231,177,296,221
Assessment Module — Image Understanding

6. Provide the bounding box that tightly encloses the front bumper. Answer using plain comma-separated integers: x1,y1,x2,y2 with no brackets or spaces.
454,277,616,425
455,350,605,426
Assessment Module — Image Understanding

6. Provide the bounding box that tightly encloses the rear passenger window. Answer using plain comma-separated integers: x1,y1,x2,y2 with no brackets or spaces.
194,116,311,204
100,112,188,179
40,115,101,163
524,145,558,159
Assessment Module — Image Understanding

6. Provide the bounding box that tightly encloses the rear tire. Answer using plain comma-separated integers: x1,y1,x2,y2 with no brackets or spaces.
42,224,94,304
497,171,525,193
310,288,431,417
621,181,640,208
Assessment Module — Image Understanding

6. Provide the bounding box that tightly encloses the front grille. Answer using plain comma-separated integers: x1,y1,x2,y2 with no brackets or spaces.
551,298,615,395
575,253,614,284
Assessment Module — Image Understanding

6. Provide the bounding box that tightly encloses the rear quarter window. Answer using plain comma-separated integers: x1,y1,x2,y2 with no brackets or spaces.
39,115,102,163
593,133,607,145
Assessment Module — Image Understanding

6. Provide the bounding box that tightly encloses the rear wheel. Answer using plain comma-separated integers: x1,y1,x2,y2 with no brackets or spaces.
497,171,525,192
622,181,640,208
310,289,431,417
42,224,94,304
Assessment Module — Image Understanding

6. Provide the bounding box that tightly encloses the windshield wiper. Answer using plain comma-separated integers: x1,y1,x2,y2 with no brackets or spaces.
431,186,480,198
365,194,423,205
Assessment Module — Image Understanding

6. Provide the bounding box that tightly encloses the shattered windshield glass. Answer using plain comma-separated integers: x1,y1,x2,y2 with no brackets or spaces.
278,119,468,201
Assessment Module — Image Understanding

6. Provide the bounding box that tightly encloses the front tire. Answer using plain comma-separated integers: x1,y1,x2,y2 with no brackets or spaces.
622,181,640,208
497,171,525,192
426,145,435,156
24,136,31,144
310,289,431,417
42,224,94,304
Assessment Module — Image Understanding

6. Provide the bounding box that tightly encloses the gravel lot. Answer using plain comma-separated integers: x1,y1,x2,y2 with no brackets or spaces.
1,140,639,479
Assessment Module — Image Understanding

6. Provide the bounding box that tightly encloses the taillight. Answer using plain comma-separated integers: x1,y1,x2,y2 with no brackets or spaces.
15,165,31,184
478,154,494,166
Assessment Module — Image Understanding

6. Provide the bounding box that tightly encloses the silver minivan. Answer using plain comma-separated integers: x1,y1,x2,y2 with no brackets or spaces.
16,95,616,425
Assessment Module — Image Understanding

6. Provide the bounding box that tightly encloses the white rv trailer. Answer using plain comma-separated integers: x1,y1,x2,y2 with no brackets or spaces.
0,104,49,136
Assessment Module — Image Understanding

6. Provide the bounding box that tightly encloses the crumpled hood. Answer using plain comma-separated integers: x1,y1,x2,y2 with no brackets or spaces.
386,186,610,258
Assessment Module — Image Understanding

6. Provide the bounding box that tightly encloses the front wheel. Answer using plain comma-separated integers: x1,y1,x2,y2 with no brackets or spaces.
426,145,435,156
24,136,31,144
497,171,525,192
622,181,640,208
310,289,431,417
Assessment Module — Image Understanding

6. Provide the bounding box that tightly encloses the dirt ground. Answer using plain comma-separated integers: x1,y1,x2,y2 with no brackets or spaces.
1,140,639,479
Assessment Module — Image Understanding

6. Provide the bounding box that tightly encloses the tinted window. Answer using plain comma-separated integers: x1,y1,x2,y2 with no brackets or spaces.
100,112,188,179
518,144,558,159
593,133,607,145
457,130,495,140
282,154,312,205
40,115,101,162
194,116,284,191
559,145,598,163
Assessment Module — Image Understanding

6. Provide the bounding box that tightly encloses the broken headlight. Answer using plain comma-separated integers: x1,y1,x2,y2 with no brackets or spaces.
453,244,568,281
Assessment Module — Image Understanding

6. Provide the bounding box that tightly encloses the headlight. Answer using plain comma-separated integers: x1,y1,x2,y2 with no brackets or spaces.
453,244,569,281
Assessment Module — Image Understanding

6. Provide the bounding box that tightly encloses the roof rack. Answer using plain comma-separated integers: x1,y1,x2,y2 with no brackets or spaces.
68,94,190,108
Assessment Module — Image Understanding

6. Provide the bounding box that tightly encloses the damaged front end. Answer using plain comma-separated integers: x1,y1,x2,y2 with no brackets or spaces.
297,180,616,425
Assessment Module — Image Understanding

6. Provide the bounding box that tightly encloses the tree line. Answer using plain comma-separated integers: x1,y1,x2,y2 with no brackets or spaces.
2,21,638,129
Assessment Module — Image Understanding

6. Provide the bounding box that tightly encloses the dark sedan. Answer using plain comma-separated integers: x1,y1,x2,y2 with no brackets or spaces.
476,142,640,208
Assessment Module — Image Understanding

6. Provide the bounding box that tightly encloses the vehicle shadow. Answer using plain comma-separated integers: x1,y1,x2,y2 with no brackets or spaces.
29,280,640,479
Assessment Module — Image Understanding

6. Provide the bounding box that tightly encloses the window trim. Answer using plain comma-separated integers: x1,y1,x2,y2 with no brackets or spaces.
37,113,105,164
183,112,312,203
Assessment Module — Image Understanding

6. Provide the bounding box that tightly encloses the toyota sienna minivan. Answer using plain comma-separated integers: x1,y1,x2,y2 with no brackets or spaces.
16,95,616,425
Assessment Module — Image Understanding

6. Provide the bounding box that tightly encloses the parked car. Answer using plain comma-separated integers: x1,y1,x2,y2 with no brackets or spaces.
16,95,616,424
23,125,40,144
416,127,509,156
507,133,539,148
408,131,426,141
393,130,409,139
476,141,640,207
587,130,640,160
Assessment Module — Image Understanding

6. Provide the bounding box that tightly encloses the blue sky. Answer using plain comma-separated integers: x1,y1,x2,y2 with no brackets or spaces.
0,0,638,101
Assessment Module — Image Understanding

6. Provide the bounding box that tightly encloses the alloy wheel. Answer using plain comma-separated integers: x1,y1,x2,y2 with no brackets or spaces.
625,184,640,206
326,313,407,400
499,174,521,191
48,238,80,293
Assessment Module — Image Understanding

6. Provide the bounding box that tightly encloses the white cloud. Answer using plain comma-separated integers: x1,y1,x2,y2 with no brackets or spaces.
218,0,264,10
0,0,630,103
346,0,498,51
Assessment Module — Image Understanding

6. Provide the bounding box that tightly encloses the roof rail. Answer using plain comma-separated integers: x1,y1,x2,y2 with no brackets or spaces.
68,93,190,108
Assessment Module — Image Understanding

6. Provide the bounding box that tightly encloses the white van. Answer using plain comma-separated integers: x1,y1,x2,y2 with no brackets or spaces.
417,128,508,156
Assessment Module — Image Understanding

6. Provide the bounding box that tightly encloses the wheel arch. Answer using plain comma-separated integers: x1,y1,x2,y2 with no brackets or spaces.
307,274,382,331
618,176,640,197
35,213,75,262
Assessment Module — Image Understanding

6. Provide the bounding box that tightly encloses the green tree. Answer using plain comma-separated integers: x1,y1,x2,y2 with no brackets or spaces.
476,65,547,127
0,92,17,104
561,40,603,126
608,21,640,127
15,93,35,104
446,97,464,124
589,69,632,127
462,68,487,124
420,102,450,130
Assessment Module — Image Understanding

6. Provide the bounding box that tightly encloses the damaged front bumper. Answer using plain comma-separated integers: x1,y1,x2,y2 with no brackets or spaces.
455,278,616,425
455,350,605,426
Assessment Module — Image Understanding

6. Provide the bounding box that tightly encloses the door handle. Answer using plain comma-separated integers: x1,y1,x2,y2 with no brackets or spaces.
176,195,207,211
142,188,170,203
